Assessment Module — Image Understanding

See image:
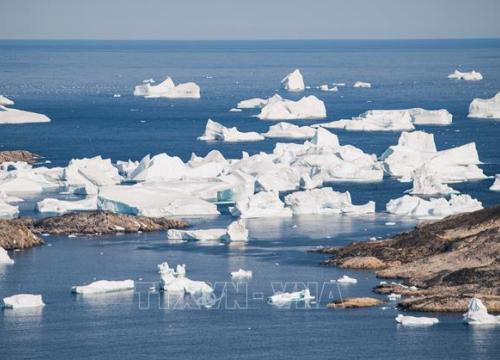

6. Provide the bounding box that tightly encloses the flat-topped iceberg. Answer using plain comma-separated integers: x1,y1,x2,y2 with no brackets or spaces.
263,122,316,139
257,95,326,120
0,95,14,106
231,269,253,280
468,92,500,119
281,69,305,92
0,247,14,264
463,298,500,325
237,94,283,109
396,314,439,326
336,275,358,284
490,175,500,191
268,289,314,306
3,294,45,309
448,69,483,81
134,76,200,99
158,262,213,294
167,220,248,241
284,188,375,215
230,191,292,219
353,81,371,88
72,280,134,295
0,105,51,124
319,84,338,92
198,119,264,142
64,156,121,195
0,163,62,195
36,196,98,215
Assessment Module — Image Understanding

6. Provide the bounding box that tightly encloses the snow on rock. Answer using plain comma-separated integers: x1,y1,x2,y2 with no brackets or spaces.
231,269,253,280
263,122,316,139
166,220,248,242
386,194,483,219
198,119,264,142
63,156,121,195
158,262,213,294
36,196,98,215
463,298,500,325
281,69,305,92
468,92,500,119
257,95,326,120
0,105,51,124
336,275,358,284
71,280,134,295
230,191,292,219
268,289,314,306
448,70,483,81
0,95,14,106
353,81,371,88
134,76,200,99
396,314,439,326
0,247,14,264
284,188,375,215
2,294,45,309
490,175,500,191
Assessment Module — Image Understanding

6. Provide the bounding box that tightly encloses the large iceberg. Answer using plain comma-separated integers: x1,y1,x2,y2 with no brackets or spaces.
281,69,305,92
0,105,51,124
63,156,121,195
0,247,14,264
263,122,316,139
0,163,62,195
230,191,292,219
0,95,14,106
257,95,326,120
284,188,375,215
463,298,500,325
133,76,200,99
468,92,500,119
166,220,248,241
408,168,457,196
448,70,483,81
36,196,98,215
268,289,314,306
3,294,45,309
72,280,134,295
158,262,213,294
490,175,500,191
198,119,264,142
395,314,439,326
237,94,283,109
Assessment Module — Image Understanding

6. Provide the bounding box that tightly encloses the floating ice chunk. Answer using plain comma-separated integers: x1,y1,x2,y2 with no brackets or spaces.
0,247,14,264
268,289,314,306
332,82,346,87
255,167,301,193
408,168,457,195
143,78,155,84
71,280,134,294
226,220,249,241
229,108,242,112
490,175,500,191
198,119,264,142
237,94,283,109
463,297,500,325
231,191,292,219
263,122,316,139
468,92,500,119
0,105,51,124
257,95,326,120
310,127,340,147
353,81,371,88
448,69,483,81
281,69,305,92
407,108,452,125
387,293,402,301
134,76,200,99
0,164,62,195
113,94,121,98
115,160,139,178
316,110,414,131
0,95,14,106
2,294,45,309
0,198,19,219
64,156,121,195
396,314,439,326
299,173,323,190
158,262,213,294
336,275,358,284
231,269,252,280
319,84,338,92
284,188,375,215
36,196,97,215
167,220,247,242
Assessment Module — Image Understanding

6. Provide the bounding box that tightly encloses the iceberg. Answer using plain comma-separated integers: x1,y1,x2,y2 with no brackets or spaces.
36,196,98,215
237,94,283,109
353,81,371,88
336,275,358,284
463,298,500,325
166,220,248,242
0,198,19,219
0,247,14,264
0,105,51,124
0,95,14,106
0,163,63,195
2,294,45,309
231,269,253,280
281,69,305,92
262,122,316,139
71,280,135,295
63,156,122,195
230,191,292,219
468,92,500,119
134,76,200,99
284,188,375,215
319,84,338,92
448,69,483,81
408,168,457,196
158,262,213,294
257,95,326,120
490,175,500,191
396,314,439,326
387,293,402,301
198,119,264,142
268,289,314,306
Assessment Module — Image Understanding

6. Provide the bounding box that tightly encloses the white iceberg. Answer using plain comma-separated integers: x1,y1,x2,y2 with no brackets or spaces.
230,191,292,219
158,262,213,294
281,69,305,92
198,119,264,142
0,247,14,264
319,84,338,92
0,95,14,106
263,122,316,139
387,293,402,301
0,163,63,195
396,314,439,326
448,70,483,81
336,275,358,284
408,168,457,196
468,92,500,119
36,196,98,215
134,76,200,99
63,156,122,195
463,297,500,325
2,294,45,309
237,94,283,109
257,95,326,120
268,289,314,306
0,198,19,219
167,220,248,242
0,105,51,124
490,175,500,191
353,81,371,88
231,269,253,280
72,280,135,295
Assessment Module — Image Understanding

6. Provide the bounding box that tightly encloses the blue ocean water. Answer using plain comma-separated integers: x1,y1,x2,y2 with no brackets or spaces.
0,40,499,359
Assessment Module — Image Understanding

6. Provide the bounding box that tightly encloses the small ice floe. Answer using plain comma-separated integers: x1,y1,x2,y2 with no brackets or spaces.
332,82,345,87
134,76,200,99
0,198,19,219
262,122,316,139
229,108,242,112
385,222,396,226
448,69,483,81
0,95,14,106
2,294,45,309
319,84,338,92
230,269,253,280
257,95,326,120
158,262,213,294
71,280,134,295
268,289,314,306
369,237,377,241
379,281,387,285
468,91,500,119
113,94,121,98
463,297,500,325
198,119,264,142
0,105,51,124
281,69,305,92
396,314,439,326
0,247,14,264
142,78,155,84
353,81,371,88
167,220,248,242
336,275,358,284
490,175,500,191
387,293,402,301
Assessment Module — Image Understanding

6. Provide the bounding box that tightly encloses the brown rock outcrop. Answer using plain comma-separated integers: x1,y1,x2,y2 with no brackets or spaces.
0,219,43,250
0,150,40,164
327,297,384,309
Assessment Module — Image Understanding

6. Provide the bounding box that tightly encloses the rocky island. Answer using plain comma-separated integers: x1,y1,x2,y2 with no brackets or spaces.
0,150,40,164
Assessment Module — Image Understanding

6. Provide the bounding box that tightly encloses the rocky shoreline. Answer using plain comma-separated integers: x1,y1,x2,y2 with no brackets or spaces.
0,150,40,164
316,206,500,312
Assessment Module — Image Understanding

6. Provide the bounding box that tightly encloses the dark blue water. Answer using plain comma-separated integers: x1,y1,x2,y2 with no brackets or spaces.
1,40,499,359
